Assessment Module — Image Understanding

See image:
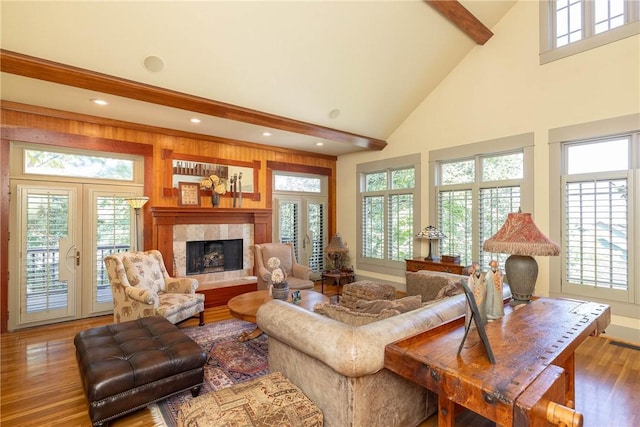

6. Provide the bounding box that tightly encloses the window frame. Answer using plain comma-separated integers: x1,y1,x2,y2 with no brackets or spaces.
549,114,640,320
540,0,640,64
429,133,534,267
356,154,420,277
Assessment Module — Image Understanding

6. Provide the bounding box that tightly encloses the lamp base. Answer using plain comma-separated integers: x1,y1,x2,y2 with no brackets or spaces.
424,240,435,261
505,255,539,305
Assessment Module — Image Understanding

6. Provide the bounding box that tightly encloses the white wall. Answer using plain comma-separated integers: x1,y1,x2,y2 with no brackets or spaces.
337,1,640,341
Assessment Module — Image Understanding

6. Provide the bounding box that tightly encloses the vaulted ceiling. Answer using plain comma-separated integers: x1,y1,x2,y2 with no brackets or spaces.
0,1,515,156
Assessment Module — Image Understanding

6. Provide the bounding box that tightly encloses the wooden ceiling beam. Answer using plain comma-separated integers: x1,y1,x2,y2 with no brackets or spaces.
425,1,493,45
0,49,387,151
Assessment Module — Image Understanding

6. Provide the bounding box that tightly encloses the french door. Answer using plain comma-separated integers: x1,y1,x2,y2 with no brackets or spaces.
9,181,137,330
274,197,327,273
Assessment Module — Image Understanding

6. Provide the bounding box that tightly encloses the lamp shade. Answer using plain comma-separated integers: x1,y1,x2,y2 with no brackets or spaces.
326,233,348,254
415,225,446,240
124,196,149,209
483,213,559,256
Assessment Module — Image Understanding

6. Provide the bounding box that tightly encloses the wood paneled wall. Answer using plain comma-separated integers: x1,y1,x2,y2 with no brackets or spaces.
0,102,337,332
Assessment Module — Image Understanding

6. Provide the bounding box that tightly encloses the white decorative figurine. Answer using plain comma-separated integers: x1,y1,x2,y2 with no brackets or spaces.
466,262,487,326
485,259,504,321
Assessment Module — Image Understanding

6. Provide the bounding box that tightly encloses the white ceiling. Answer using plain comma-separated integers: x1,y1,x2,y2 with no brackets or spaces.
0,1,515,157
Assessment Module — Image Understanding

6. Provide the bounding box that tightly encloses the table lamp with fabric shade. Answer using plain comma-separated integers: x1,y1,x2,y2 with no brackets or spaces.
415,226,446,261
483,212,559,305
124,196,149,252
326,233,349,272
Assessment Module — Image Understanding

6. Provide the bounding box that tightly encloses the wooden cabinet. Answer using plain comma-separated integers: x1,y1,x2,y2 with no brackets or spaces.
405,257,465,275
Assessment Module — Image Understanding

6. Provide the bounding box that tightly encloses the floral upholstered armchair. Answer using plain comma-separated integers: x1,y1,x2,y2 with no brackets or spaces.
104,250,205,326
253,243,314,291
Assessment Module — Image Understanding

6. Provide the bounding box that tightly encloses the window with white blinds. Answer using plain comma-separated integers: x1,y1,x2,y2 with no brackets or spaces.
95,196,132,304
436,152,524,267
25,192,69,313
307,202,325,271
548,116,640,328
358,158,418,275
561,135,635,299
279,201,299,253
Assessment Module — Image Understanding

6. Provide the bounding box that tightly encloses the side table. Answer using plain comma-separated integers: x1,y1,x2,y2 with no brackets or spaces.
321,270,355,302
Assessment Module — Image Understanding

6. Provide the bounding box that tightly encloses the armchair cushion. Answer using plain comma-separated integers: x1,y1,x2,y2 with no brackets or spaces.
123,253,166,293
165,277,198,294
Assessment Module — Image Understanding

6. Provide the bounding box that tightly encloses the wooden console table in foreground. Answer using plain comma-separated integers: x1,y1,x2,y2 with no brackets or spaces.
384,298,610,427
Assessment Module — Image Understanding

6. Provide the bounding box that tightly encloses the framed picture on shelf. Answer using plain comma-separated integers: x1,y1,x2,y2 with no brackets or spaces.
178,182,200,206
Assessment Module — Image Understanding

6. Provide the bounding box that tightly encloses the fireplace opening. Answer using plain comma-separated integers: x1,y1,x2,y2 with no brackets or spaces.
186,239,243,275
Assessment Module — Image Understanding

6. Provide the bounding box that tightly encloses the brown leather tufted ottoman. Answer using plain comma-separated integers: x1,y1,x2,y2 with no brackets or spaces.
74,316,207,426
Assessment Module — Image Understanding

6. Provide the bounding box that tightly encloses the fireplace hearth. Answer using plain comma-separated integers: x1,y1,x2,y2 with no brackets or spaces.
186,239,243,275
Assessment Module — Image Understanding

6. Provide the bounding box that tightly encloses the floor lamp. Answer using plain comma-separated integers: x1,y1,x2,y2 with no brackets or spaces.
124,196,149,252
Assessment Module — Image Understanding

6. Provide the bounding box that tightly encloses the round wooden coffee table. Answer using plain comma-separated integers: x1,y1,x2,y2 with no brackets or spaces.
228,289,329,341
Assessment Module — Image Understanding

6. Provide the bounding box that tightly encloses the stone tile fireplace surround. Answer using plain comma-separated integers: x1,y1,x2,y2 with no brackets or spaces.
151,207,272,306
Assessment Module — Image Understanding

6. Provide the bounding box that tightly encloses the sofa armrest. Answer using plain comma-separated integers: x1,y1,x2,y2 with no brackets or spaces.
257,295,469,378
164,277,198,293
292,263,312,279
124,286,159,306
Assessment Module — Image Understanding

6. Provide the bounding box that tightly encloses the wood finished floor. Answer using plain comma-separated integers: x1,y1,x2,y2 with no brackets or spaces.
1,285,638,427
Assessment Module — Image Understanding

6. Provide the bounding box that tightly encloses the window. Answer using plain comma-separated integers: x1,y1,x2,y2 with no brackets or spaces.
549,114,640,321
357,155,420,277
540,0,640,63
24,148,135,181
430,134,534,268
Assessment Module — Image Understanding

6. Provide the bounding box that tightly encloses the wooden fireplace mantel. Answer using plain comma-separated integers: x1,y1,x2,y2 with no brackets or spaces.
150,207,272,275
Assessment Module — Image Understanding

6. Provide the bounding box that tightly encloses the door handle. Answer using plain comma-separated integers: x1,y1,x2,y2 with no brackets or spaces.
75,250,80,266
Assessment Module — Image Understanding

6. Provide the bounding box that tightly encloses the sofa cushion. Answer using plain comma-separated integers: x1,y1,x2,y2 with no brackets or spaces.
314,302,400,326
352,295,422,314
406,270,464,302
341,280,396,309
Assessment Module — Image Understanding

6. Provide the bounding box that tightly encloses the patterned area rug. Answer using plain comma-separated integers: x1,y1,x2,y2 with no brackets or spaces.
150,319,269,427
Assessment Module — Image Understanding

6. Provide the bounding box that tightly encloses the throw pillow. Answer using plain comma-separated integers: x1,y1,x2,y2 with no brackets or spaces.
314,302,400,326
434,282,463,300
406,271,464,302
352,295,422,314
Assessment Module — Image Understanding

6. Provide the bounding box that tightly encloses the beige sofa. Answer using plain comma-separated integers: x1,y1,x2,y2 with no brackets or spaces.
256,271,512,427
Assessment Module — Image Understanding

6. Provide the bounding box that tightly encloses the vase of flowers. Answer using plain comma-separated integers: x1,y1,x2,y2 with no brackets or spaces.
200,174,226,207
268,256,289,300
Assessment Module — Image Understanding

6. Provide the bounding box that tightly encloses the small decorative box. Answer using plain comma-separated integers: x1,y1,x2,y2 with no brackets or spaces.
441,255,461,264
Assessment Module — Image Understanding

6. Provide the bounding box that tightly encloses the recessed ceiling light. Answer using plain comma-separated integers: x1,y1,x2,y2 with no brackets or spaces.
90,98,108,106
144,55,165,72
262,132,272,137
190,118,201,123
315,142,324,146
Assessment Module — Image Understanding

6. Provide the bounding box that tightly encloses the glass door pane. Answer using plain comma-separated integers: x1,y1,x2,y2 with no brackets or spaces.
85,187,135,314
16,185,78,325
